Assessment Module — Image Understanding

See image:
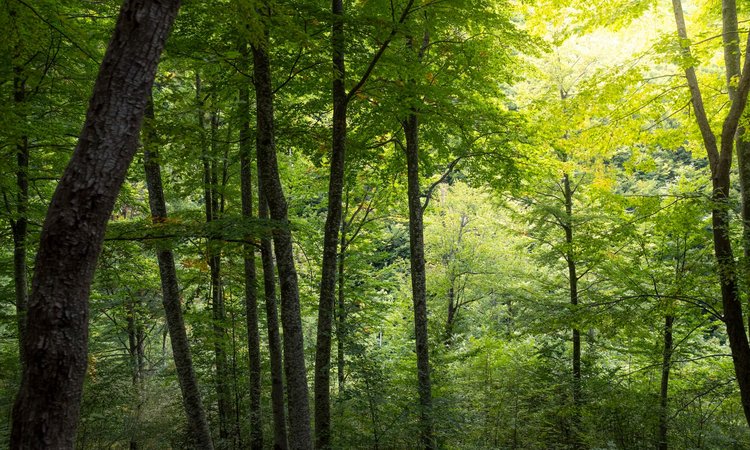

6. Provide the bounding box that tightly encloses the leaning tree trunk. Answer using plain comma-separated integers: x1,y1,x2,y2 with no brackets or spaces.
143,97,214,449
253,38,313,450
404,112,435,449
239,40,264,449
10,1,181,447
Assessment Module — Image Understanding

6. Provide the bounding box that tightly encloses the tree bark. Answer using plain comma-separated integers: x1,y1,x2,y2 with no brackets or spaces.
143,96,214,450
10,1,180,447
672,0,750,428
721,0,750,329
314,1,347,447
253,38,313,450
658,314,674,450
336,202,347,394
239,40,264,450
258,162,290,450
404,112,435,449
314,3,415,444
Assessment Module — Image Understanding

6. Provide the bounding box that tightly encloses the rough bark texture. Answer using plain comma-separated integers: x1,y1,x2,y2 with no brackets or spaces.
658,314,674,450
314,0,347,447
10,1,180,447
672,0,750,428
336,207,347,394
143,97,214,450
12,68,28,368
253,40,313,450
258,164,290,450
239,42,264,448
404,113,435,449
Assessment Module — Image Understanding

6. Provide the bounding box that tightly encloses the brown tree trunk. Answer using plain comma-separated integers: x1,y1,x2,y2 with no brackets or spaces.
258,164,290,450
314,3,415,444
253,38,313,450
143,97,214,449
721,0,750,329
198,82,232,447
658,314,674,450
314,1,347,447
10,1,180,447
404,112,435,449
239,40,264,449
336,207,347,394
672,0,750,428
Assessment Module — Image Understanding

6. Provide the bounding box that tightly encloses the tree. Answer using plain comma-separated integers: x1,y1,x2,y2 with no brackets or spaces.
253,15,313,449
10,0,181,447
670,0,750,426
143,96,213,449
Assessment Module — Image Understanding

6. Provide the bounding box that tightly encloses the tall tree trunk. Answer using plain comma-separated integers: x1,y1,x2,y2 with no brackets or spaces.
722,0,750,328
239,40,264,450
672,0,750,427
336,205,347,395
198,80,231,447
315,0,347,445
658,314,674,450
404,112,435,449
253,38,313,450
562,172,582,447
258,163,290,450
143,96,214,449
10,1,180,447
315,2,415,442
127,296,145,450
12,67,28,368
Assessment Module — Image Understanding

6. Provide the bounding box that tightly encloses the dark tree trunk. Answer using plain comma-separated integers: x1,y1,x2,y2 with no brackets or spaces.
199,82,231,447
10,1,180,447
126,296,145,450
404,113,435,449
721,0,750,329
143,97,214,450
336,209,347,394
314,0,347,447
672,0,750,428
562,172,582,447
444,286,456,346
658,314,674,450
253,39,313,450
239,40,264,449
315,1,415,442
258,165,290,450
12,68,28,368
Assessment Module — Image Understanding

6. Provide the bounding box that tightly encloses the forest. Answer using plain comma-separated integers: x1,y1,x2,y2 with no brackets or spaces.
5,0,750,448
